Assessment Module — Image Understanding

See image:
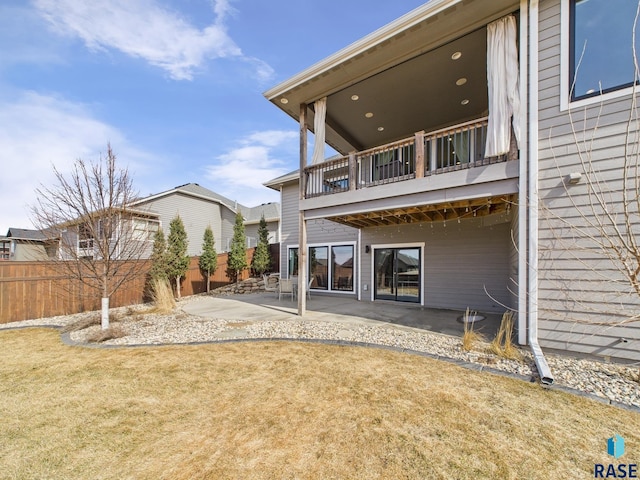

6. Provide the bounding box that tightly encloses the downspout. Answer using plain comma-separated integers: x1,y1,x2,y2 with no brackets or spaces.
357,228,362,301
527,0,554,385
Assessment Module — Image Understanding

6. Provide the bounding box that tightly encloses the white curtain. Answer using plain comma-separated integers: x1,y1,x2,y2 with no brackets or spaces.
311,97,327,165
485,15,520,158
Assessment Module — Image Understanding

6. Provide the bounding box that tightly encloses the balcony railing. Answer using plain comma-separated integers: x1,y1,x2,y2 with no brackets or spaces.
304,117,513,198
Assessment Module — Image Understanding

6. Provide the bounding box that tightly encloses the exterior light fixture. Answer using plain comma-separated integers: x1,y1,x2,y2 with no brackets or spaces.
451,51,462,60
351,94,359,101
456,77,467,86
365,112,374,118
280,98,289,104
377,126,385,131
461,99,470,105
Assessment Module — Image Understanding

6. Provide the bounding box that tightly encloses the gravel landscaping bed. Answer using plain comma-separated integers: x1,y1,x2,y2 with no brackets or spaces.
2,296,639,410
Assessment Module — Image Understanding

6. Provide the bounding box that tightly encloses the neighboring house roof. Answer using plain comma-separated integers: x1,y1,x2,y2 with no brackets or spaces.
263,152,347,190
133,182,281,223
132,183,239,213
6,228,48,242
241,202,281,225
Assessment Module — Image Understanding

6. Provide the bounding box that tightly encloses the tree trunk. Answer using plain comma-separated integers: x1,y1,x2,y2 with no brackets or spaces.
206,269,211,293
176,276,181,298
101,297,109,330
101,270,109,330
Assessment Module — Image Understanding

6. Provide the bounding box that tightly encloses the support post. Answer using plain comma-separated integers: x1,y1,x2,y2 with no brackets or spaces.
414,131,425,178
348,151,357,191
298,103,308,316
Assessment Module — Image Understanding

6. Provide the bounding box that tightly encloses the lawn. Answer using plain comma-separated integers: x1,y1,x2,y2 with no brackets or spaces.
1,328,639,479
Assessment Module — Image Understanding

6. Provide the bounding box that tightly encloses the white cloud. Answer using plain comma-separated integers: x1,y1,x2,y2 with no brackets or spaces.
205,130,297,207
0,91,153,234
33,0,270,81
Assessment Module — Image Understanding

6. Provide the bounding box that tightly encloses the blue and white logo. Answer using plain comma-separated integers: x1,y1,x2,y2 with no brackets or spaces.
608,434,626,459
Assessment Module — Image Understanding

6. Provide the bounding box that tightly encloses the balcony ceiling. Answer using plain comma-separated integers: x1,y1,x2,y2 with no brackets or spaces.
265,0,519,155
326,27,488,152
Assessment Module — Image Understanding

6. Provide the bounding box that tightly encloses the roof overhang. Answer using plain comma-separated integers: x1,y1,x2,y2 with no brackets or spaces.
263,170,300,190
264,0,519,154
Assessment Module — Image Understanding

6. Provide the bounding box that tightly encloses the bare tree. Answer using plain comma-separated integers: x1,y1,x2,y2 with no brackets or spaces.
31,144,152,329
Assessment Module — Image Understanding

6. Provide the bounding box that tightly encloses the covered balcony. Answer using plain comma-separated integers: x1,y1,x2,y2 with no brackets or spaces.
304,116,518,200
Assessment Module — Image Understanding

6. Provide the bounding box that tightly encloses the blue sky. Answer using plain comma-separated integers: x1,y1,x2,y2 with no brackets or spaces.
0,0,427,233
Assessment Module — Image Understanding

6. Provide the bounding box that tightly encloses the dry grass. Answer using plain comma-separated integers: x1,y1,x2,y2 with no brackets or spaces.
461,308,485,352
1,329,639,480
85,324,127,343
150,277,176,313
489,311,523,360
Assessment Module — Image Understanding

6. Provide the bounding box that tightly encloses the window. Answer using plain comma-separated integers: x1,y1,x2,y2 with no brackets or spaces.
331,245,354,291
570,0,640,101
0,241,9,260
132,218,159,241
288,244,355,292
322,164,349,194
372,144,415,181
288,248,298,277
309,246,328,289
78,223,94,250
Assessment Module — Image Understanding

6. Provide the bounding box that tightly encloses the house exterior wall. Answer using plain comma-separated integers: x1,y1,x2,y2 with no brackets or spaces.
280,183,358,276
136,193,225,256
13,242,50,261
245,220,279,248
359,213,513,313
536,0,640,360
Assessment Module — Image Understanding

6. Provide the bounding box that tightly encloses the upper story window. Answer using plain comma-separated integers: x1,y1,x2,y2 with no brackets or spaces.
570,0,640,101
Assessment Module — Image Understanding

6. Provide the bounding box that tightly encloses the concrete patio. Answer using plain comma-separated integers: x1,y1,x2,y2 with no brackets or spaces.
183,292,505,340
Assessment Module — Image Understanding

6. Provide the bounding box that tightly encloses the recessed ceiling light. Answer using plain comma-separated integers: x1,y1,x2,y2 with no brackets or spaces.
351,94,359,101
451,51,462,60
280,98,289,104
461,99,470,105
377,126,385,131
456,77,467,86
365,112,374,118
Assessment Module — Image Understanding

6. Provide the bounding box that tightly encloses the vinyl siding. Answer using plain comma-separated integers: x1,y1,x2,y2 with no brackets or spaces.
360,213,513,313
13,243,49,261
136,193,225,256
244,220,279,248
536,0,640,360
280,183,358,276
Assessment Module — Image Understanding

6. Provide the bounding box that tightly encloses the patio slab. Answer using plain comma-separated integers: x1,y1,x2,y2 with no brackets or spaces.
182,292,505,339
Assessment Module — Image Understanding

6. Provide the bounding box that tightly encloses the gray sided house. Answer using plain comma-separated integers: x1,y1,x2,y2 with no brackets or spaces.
131,183,280,256
264,0,640,366
1,228,58,261
54,210,161,261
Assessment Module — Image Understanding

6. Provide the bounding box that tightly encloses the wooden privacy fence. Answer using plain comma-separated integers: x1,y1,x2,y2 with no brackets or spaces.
0,245,280,324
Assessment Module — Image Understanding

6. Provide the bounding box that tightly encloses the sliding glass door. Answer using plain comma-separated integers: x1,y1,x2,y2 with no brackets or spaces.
374,247,421,303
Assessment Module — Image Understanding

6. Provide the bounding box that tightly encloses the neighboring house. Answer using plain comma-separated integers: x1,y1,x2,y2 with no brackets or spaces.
55,210,161,261
130,183,280,256
264,0,640,366
1,228,57,261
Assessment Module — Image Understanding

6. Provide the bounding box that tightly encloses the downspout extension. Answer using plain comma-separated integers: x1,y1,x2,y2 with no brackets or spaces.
528,0,554,386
